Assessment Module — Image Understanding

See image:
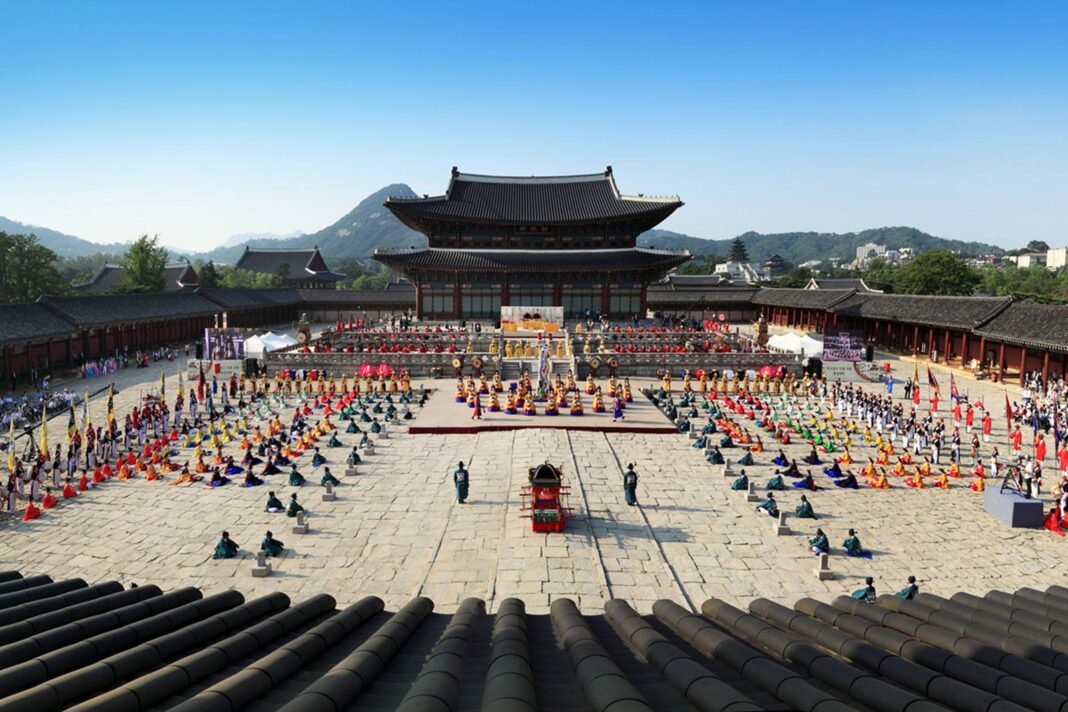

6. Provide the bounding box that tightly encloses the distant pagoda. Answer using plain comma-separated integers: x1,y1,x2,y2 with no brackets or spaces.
374,166,688,320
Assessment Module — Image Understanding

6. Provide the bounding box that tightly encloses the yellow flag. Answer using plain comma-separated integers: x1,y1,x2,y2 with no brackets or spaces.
6,420,14,473
40,405,48,454
178,369,185,399
107,384,115,424
160,369,166,398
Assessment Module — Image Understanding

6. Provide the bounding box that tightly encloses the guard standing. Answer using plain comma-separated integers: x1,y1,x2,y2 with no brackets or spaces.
623,463,638,506
454,461,469,504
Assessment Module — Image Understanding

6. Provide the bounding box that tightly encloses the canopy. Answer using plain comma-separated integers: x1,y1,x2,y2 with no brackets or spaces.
767,332,823,357
245,331,298,358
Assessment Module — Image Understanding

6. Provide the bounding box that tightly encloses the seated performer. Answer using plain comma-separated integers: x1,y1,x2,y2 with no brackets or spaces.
262,530,284,557
346,447,361,466
243,470,264,487
833,471,859,489
311,448,327,467
692,434,707,449
792,472,819,491
756,493,779,517
842,529,871,558
738,451,753,466
823,461,843,478
289,466,305,487
504,393,518,415
213,531,239,559
795,494,816,518
772,449,789,467
896,575,919,600
286,492,305,517
489,392,501,412
809,528,830,555
326,432,342,448
766,473,785,491
783,460,801,477
265,491,284,512
707,446,725,465
802,447,822,465
905,469,926,489
62,477,79,499
41,487,58,509
868,468,890,489
208,469,230,487
730,470,749,490
320,467,340,487
967,472,985,492
852,576,876,603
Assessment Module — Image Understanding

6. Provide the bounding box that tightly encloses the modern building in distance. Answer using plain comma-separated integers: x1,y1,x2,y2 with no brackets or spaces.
714,260,769,284
1046,246,1068,271
75,260,199,293
233,246,346,288
375,167,689,319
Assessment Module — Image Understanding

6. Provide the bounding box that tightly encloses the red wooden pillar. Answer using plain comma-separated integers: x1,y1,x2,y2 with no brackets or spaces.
1042,350,1050,385
911,324,919,352
501,281,510,308
638,285,648,317
943,330,951,363
997,342,1005,382
978,336,986,367
961,331,969,364
1019,347,1027,386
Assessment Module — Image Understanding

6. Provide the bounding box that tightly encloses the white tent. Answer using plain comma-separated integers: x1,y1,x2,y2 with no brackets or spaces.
767,332,824,357
245,331,298,358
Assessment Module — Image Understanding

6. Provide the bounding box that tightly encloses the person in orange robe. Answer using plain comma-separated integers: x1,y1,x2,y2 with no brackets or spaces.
116,462,133,480
23,497,41,521
42,487,58,509
968,473,985,491
145,464,160,481
905,469,926,489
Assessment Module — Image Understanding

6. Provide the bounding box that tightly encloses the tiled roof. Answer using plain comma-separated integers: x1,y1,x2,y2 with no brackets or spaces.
831,293,1012,329
197,287,303,308
234,247,344,282
73,265,124,293
647,287,758,305
385,167,682,227
661,274,730,288
0,570,1063,711
75,263,200,293
752,288,857,309
374,247,691,274
38,293,221,327
298,284,416,306
806,278,881,293
974,302,1068,351
0,304,76,346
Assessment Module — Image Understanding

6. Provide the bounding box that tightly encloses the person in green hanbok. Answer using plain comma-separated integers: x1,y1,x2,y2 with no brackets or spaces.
809,528,829,554
730,471,748,490
896,576,919,600
327,432,342,447
265,491,284,513
755,493,778,517
738,451,753,466
286,493,305,517
288,466,305,487
213,531,239,559
707,446,725,465
852,576,876,603
346,418,358,434
311,448,326,467
843,529,870,558
320,467,340,487
794,494,816,518
346,447,361,466
766,473,785,490
261,530,284,557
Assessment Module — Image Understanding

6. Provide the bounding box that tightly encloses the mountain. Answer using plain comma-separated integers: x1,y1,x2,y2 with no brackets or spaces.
638,226,1005,265
194,183,424,265
221,230,304,248
0,216,129,258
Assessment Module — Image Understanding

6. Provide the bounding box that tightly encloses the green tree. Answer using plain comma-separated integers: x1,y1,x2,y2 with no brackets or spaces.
862,258,897,292
119,234,168,292
272,262,291,287
776,266,812,288
727,237,749,263
892,251,977,295
0,232,69,302
1026,240,1050,253
198,260,220,289
676,254,723,275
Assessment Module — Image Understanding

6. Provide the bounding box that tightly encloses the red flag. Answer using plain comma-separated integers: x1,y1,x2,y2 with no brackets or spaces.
197,361,205,401
912,383,920,405
926,367,939,394
950,373,959,401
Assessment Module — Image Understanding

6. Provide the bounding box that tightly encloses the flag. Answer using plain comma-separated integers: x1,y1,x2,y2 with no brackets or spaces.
160,369,166,399
197,362,205,401
67,405,76,443
913,361,919,384
950,373,959,401
81,391,89,429
6,420,14,473
40,405,48,454
178,368,185,399
926,367,939,394
107,384,115,424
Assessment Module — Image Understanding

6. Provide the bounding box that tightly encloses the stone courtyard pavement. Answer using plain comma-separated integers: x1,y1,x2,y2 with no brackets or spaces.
1,355,1064,615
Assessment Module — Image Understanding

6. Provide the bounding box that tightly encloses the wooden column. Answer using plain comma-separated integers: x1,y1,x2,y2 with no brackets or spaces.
1019,347,1027,386
998,342,1005,382
1042,350,1050,385
961,331,969,365
453,282,462,321
501,281,510,308
943,329,951,363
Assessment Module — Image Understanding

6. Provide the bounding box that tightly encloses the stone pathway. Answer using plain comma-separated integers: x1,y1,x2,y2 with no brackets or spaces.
1,356,1064,614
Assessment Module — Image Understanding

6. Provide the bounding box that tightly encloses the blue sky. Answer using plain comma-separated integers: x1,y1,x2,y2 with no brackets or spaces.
1,1,1065,250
